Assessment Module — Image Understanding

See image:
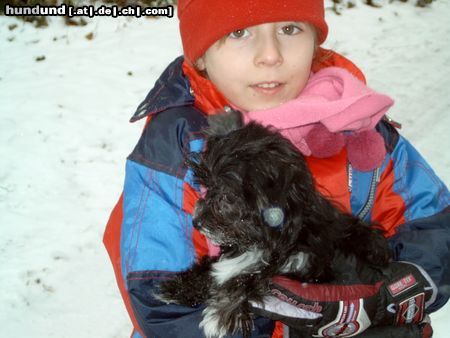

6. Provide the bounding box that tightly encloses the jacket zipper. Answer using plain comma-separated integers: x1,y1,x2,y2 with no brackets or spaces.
348,164,381,220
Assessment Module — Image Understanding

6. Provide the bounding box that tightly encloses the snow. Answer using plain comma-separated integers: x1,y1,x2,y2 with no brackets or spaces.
0,1,448,337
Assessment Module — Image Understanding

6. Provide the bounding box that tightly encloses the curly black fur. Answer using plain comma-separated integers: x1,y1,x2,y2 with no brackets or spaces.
158,109,391,338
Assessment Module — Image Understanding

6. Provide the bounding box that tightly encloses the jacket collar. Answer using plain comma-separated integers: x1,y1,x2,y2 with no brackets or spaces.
130,56,194,123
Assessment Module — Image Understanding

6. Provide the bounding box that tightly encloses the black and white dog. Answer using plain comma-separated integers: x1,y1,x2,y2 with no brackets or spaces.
157,110,391,338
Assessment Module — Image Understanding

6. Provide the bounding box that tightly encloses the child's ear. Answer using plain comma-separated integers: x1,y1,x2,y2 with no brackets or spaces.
195,56,206,71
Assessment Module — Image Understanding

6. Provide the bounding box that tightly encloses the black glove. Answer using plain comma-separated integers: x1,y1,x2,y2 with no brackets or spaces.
285,322,433,338
252,261,437,337
352,320,433,338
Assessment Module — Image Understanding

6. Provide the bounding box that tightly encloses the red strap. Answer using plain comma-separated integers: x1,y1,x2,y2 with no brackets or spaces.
272,321,284,338
272,276,383,302
421,322,433,338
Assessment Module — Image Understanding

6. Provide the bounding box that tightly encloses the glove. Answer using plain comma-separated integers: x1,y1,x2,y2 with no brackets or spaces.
252,260,437,337
284,322,433,338
351,319,433,338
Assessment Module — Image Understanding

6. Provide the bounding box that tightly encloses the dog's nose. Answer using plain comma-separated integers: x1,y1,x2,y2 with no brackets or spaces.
192,218,201,229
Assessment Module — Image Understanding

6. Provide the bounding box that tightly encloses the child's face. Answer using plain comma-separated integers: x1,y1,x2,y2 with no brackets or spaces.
196,21,316,112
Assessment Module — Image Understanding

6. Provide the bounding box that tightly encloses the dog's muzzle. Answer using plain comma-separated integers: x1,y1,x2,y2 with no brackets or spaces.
192,201,205,230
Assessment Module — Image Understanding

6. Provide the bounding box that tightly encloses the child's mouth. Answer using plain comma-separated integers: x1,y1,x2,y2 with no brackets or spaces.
250,82,285,95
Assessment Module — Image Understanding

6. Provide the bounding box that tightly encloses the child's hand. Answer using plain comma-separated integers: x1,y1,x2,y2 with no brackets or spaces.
345,322,433,338
252,261,436,337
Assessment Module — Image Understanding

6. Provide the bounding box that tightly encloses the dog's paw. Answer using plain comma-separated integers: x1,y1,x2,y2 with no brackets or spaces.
157,280,200,307
154,278,185,305
152,289,178,305
200,304,254,338
200,306,228,338
155,278,182,305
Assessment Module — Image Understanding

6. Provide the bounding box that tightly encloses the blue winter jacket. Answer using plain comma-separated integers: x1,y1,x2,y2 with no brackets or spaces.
104,56,450,338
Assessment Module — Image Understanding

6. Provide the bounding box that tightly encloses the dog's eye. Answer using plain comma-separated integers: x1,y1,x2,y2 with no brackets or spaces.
218,193,236,205
215,194,237,216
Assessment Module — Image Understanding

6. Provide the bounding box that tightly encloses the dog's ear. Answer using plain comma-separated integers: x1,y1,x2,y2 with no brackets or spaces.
205,108,244,137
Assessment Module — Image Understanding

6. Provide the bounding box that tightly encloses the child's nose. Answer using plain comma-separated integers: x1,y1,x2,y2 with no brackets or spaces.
253,34,283,67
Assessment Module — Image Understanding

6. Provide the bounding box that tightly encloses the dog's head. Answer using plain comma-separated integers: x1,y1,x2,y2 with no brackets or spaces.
188,110,317,251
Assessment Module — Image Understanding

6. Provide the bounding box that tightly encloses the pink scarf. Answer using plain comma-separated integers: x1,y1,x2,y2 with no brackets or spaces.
206,67,395,257
242,67,395,171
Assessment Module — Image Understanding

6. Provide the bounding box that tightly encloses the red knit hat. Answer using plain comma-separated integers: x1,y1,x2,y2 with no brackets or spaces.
178,0,328,63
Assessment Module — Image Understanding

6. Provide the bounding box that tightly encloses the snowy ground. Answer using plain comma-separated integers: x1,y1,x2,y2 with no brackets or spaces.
0,1,448,337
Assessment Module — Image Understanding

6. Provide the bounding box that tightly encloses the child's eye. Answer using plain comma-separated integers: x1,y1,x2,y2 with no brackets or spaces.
228,29,249,39
279,24,302,35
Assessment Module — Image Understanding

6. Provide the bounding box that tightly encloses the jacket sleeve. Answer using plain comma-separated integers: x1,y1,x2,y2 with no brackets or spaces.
120,107,274,338
371,130,449,313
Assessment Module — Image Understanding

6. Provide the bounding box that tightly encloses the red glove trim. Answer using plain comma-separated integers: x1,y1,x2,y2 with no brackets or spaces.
272,276,384,302
421,322,433,338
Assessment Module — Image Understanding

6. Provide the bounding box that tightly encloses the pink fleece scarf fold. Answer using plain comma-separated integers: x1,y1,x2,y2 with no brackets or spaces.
242,67,395,171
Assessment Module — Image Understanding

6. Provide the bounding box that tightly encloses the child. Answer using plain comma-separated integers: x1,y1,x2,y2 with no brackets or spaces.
104,1,449,337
